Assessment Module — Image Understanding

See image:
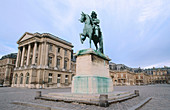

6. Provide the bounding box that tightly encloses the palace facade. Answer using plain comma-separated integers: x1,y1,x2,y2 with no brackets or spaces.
0,53,17,86
11,32,73,88
145,67,170,84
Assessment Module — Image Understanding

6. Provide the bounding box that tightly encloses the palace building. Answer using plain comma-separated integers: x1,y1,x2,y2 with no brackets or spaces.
145,67,170,84
0,53,17,86
109,62,170,85
110,70,135,86
12,32,73,88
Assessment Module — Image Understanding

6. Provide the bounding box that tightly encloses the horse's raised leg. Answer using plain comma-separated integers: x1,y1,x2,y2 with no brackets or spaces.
79,33,86,44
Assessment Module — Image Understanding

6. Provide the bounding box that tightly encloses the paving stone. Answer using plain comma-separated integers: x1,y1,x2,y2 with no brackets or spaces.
0,84,169,110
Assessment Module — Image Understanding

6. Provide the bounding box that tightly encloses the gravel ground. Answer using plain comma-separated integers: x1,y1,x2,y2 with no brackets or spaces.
0,84,169,110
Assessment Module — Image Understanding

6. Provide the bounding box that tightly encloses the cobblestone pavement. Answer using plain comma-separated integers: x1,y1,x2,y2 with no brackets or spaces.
0,84,170,110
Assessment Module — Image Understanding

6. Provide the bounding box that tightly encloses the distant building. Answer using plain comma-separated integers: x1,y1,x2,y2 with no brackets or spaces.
110,70,135,86
135,72,150,85
12,32,73,88
145,67,170,84
109,62,170,85
0,53,17,86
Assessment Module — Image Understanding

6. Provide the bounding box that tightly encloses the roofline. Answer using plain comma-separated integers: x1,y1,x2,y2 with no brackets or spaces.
17,32,33,44
17,32,74,47
40,33,73,47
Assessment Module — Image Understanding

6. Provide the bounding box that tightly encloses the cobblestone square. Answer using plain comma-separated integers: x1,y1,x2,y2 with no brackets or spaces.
0,84,170,110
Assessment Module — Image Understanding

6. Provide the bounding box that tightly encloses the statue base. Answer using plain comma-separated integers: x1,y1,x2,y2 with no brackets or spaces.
40,49,138,107
71,48,113,94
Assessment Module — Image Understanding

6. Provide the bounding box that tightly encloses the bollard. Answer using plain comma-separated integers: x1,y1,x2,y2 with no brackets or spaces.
35,91,41,99
134,90,139,96
99,94,109,107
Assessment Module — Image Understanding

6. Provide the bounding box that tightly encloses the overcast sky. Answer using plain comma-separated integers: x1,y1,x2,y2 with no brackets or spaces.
0,0,170,68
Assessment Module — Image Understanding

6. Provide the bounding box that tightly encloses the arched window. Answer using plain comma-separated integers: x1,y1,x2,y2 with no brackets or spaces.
15,74,18,84
26,73,29,84
20,73,23,84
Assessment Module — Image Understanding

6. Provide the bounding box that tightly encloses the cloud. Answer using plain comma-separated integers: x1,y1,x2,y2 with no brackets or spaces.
138,1,162,22
144,60,170,69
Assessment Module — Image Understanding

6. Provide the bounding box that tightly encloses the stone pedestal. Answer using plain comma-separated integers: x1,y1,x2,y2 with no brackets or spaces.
3,80,10,87
72,48,113,94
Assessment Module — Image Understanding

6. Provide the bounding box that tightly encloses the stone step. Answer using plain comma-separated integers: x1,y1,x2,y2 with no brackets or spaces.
44,91,133,102
11,101,72,110
128,97,152,110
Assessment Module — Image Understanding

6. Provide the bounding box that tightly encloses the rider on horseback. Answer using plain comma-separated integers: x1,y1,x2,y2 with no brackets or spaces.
91,11,100,37
79,11,104,53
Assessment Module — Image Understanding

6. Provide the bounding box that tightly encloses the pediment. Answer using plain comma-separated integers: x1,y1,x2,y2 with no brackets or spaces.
17,32,34,44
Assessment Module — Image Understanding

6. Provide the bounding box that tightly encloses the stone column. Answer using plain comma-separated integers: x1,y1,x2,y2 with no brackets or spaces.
68,50,71,71
40,43,44,66
37,44,41,66
54,47,58,68
21,46,25,67
45,43,49,67
16,48,21,67
61,48,65,70
32,42,37,65
26,44,31,66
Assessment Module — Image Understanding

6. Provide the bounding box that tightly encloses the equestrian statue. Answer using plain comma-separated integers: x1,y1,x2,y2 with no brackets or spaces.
79,11,104,54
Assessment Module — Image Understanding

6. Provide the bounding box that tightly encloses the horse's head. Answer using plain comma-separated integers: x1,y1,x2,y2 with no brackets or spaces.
79,12,86,23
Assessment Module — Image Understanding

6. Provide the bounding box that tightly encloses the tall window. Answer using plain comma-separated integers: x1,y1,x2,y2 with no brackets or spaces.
24,57,27,65
35,55,38,64
37,44,39,51
57,58,60,69
30,55,32,65
57,74,61,83
64,59,67,70
20,73,23,84
48,56,52,67
58,47,60,53
65,75,68,83
48,73,53,83
64,49,67,56
15,74,18,84
26,73,29,84
49,44,53,51
12,60,16,64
